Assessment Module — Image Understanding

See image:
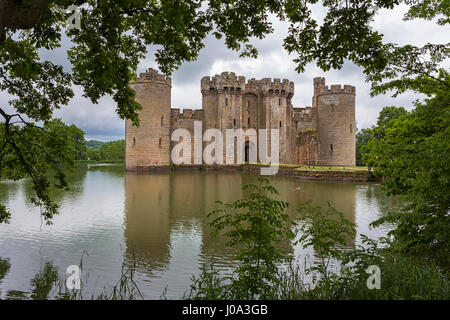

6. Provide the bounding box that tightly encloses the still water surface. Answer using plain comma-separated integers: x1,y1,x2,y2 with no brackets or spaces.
0,164,392,299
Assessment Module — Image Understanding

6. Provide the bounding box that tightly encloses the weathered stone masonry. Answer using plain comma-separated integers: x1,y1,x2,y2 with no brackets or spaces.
125,69,356,170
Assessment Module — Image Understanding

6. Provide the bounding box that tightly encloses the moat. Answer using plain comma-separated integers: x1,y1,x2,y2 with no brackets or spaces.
0,164,393,299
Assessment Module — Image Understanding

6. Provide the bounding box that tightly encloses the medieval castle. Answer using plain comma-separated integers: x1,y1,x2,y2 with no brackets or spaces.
125,68,356,170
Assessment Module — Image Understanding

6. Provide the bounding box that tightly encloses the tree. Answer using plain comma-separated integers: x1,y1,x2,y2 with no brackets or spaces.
372,106,408,140
68,123,87,160
86,140,105,149
365,73,450,266
355,128,373,166
297,201,356,287
0,118,79,223
356,106,408,166
87,147,99,161
0,0,448,222
207,178,294,299
92,139,125,161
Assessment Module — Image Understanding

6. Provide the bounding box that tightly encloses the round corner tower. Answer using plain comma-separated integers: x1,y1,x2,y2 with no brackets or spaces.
314,78,356,166
125,68,172,170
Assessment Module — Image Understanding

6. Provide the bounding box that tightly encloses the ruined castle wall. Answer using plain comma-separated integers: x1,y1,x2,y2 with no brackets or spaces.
292,107,318,165
293,107,316,131
316,83,356,166
126,69,171,169
293,108,315,159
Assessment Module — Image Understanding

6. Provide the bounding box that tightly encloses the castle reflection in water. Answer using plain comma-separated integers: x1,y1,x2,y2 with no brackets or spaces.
123,171,358,274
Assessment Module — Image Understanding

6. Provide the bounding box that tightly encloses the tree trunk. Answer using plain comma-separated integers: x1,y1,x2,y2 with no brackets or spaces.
0,0,53,29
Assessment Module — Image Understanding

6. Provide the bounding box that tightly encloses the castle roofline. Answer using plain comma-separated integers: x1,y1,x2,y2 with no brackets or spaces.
312,77,356,96
131,68,172,86
201,71,295,95
171,108,203,120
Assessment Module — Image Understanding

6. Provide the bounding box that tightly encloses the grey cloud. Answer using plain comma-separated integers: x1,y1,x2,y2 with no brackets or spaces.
38,33,74,73
53,86,124,141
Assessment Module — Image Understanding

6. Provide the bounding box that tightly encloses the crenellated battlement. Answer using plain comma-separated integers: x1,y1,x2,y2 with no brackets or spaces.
315,83,355,96
201,72,295,96
133,68,172,86
313,77,326,87
201,71,246,92
171,108,203,121
293,107,314,121
312,77,355,96
247,77,294,96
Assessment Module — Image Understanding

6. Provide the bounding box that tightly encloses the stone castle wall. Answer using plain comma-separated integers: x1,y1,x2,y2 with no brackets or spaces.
125,69,356,169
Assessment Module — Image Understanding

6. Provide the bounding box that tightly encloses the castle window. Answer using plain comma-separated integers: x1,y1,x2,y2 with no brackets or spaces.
248,117,250,125
279,121,282,128
161,116,164,125
159,137,162,148
133,137,136,146
234,118,236,126
225,98,228,106
350,124,353,133
330,144,333,151
279,98,281,105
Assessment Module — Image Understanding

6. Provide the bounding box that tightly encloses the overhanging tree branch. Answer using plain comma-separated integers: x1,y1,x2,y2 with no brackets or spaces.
0,0,53,29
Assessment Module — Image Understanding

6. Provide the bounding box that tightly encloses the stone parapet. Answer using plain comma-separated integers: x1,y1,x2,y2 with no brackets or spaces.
293,107,313,121
247,77,294,96
201,71,246,92
132,68,172,86
171,108,203,121
201,72,295,97
316,84,356,96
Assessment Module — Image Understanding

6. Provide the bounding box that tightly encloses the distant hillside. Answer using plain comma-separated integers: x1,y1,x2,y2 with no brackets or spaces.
86,140,106,149
87,140,125,162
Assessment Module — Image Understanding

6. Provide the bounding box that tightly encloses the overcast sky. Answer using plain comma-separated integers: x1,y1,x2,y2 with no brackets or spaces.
2,3,448,141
